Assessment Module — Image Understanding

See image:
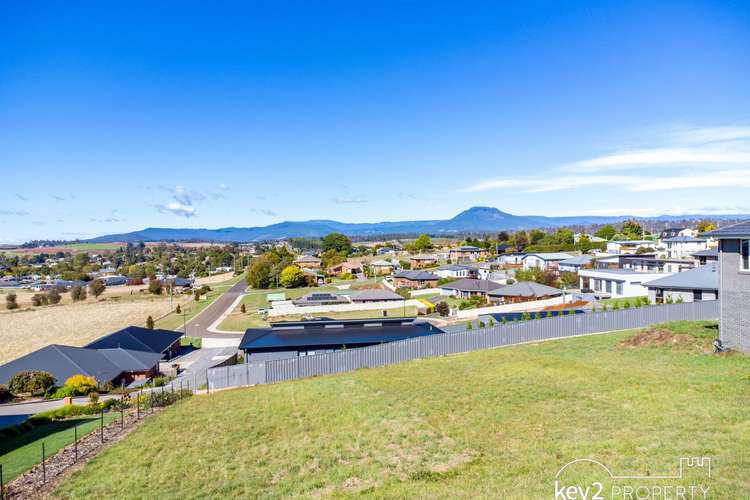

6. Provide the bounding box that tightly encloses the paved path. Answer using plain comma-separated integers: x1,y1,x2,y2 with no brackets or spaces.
179,279,248,339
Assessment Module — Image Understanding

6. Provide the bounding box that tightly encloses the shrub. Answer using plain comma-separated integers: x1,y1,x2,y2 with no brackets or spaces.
623,301,631,309
612,302,620,310
435,301,449,317
602,304,608,312
240,303,246,313
152,376,167,387
175,304,182,314
5,293,18,310
70,285,87,301
64,374,98,396
501,316,508,324
478,321,485,328
47,287,62,304
194,290,201,301
0,384,12,403
148,279,163,295
89,279,106,298
146,315,155,329
32,293,49,306
50,386,74,399
676,296,684,304
666,296,674,304
466,322,473,331
521,312,531,321
488,319,495,327
8,370,56,396
88,391,100,404
534,312,541,320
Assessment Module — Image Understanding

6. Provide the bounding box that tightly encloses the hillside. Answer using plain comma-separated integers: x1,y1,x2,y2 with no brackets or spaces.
53,323,749,498
84,206,750,243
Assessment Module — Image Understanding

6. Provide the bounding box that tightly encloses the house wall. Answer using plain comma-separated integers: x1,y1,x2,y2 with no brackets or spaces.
647,288,718,304
719,239,750,352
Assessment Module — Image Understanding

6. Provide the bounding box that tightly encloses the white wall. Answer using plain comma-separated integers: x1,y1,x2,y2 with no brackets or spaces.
268,298,427,317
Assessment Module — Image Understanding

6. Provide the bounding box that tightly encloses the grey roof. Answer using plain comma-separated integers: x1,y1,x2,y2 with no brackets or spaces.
487,281,562,298
370,260,394,266
85,326,182,356
663,236,706,243
558,255,593,266
644,263,719,291
523,252,573,261
452,246,482,251
437,264,473,271
0,345,162,385
292,292,349,305
295,255,321,262
691,248,719,257
410,254,438,260
706,220,750,239
439,278,503,293
393,270,439,281
351,289,405,302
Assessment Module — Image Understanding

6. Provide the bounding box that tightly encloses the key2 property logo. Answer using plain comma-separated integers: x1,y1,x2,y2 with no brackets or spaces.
553,457,711,499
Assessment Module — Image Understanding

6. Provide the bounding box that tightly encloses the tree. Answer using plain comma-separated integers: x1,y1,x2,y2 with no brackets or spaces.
595,224,616,241
89,279,106,298
321,233,352,254
148,279,163,295
246,256,274,289
279,265,305,288
621,219,644,239
146,315,155,329
47,287,62,305
696,220,716,233
70,285,87,301
8,370,55,396
577,235,592,253
513,230,529,249
435,301,449,317
5,293,18,310
529,229,546,245
63,374,98,396
175,304,181,314
412,234,433,252
240,303,246,314
31,294,48,306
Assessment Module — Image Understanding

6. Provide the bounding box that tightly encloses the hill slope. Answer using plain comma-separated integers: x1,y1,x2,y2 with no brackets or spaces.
54,323,748,498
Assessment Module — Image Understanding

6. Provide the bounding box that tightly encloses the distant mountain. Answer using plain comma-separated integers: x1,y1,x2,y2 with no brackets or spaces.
85,206,749,243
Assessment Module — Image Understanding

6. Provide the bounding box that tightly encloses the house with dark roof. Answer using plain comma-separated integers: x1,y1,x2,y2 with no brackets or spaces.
691,247,719,265
487,281,562,304
239,317,443,360
294,254,322,269
645,263,718,304
292,292,350,307
707,221,750,352
434,264,476,279
439,278,503,299
85,326,183,360
658,227,691,244
409,254,439,269
558,255,593,273
392,270,439,289
0,344,162,387
351,289,405,303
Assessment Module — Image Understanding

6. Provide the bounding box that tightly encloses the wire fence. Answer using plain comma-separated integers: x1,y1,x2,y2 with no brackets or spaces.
206,300,719,390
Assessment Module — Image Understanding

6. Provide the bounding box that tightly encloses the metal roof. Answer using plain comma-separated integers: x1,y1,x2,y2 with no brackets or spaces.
487,281,562,298
663,236,706,243
559,255,593,266
393,270,439,281
706,220,750,239
644,263,719,291
370,260,394,266
439,278,503,292
351,289,405,302
691,248,719,257
85,326,182,355
437,264,473,271
523,252,573,261
0,345,162,385
240,318,442,352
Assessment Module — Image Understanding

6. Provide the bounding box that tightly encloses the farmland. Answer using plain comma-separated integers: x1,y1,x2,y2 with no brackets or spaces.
52,321,750,498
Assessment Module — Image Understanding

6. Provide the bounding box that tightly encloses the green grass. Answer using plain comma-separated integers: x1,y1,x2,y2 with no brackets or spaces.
156,273,246,330
53,321,750,498
1,414,119,482
597,296,648,308
179,336,202,348
61,243,125,252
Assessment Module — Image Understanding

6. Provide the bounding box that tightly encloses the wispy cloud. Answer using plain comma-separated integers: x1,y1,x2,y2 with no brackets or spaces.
331,196,368,204
32,221,45,226
14,193,28,201
0,210,30,216
219,183,229,190
155,202,196,218
52,195,67,202
250,208,278,217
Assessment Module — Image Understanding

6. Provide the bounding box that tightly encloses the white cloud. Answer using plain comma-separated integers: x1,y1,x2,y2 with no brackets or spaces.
331,196,368,204
155,202,196,218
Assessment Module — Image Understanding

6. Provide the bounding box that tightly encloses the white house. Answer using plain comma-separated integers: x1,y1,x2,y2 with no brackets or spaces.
663,236,708,259
498,253,525,266
645,263,718,303
558,255,593,273
578,269,672,298
606,240,654,255
434,264,476,279
521,253,573,271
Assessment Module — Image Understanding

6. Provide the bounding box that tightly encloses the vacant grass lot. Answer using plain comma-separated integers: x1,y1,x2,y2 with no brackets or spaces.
53,321,749,498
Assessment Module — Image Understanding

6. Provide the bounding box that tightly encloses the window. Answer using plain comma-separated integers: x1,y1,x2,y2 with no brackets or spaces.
605,280,612,294
616,282,624,296
694,290,703,301
742,239,750,271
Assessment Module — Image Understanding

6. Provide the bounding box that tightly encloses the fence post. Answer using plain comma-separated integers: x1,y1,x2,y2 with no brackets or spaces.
74,423,78,462
100,409,104,443
42,442,46,483
206,372,210,395
136,388,141,419
0,463,4,500
120,398,124,429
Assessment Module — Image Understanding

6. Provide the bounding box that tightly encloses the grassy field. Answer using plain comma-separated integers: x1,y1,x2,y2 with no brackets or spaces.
155,273,246,330
1,413,119,482
53,321,749,498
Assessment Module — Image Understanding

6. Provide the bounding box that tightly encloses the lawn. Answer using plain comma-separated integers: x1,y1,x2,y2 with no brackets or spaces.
1,413,119,482
53,321,750,498
155,273,246,330
597,296,648,308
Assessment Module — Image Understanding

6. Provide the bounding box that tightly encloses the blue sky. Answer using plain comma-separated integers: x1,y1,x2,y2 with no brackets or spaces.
2,1,750,243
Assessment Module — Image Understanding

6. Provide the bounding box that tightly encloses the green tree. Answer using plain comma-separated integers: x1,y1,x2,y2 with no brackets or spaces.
279,265,305,288
246,256,274,289
175,304,181,314
594,224,616,240
146,315,155,329
529,229,546,245
5,293,18,310
47,287,62,305
89,279,106,298
321,233,352,254
412,234,433,252
696,220,716,233
8,370,55,396
70,285,87,301
577,235,592,252
148,279,163,295
621,219,644,239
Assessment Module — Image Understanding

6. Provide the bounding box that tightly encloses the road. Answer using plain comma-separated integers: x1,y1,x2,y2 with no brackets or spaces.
179,278,248,339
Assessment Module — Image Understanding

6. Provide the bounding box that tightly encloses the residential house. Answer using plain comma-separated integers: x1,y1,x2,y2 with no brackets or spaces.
439,278,503,299
351,289,405,303
606,240,655,254
691,248,719,266
85,326,183,360
392,270,439,289
577,269,671,298
294,255,322,269
409,254,439,269
376,246,396,256
593,253,657,270
621,257,694,274
0,344,162,387
521,253,573,271
301,268,325,286
292,292,350,307
645,263,719,303
663,236,708,259
449,246,488,263
434,264,476,279
369,260,395,276
486,281,562,304
707,221,750,352
239,318,443,360
574,233,606,243
657,227,697,246
327,261,363,276
498,252,526,267
558,255,593,273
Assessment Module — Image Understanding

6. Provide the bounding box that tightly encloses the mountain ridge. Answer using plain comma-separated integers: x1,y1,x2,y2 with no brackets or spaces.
85,206,748,243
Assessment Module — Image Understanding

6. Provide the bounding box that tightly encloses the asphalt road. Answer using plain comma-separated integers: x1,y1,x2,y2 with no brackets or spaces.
179,278,248,339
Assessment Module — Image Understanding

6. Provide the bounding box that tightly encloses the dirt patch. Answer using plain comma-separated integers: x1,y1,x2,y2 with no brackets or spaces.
618,328,711,352
544,300,588,311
